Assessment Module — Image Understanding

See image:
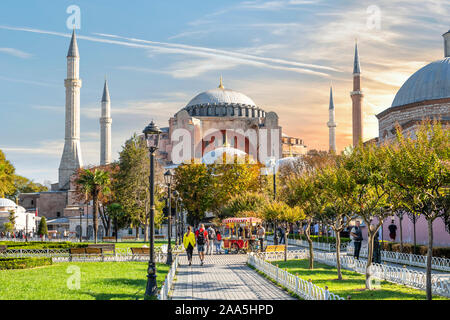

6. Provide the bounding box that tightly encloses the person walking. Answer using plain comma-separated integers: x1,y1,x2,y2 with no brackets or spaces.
372,227,382,264
388,219,397,241
195,224,208,266
257,224,265,252
350,220,363,260
215,230,222,254
183,226,196,266
206,225,216,255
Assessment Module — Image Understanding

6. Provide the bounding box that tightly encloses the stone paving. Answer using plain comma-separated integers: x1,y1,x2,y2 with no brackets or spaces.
171,254,295,300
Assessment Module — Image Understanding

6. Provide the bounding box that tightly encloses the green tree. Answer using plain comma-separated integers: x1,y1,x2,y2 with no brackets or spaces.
0,150,16,198
75,169,111,243
386,121,450,300
316,160,357,280
107,203,130,242
221,192,269,219
37,216,48,239
3,222,14,233
113,135,164,241
6,175,48,200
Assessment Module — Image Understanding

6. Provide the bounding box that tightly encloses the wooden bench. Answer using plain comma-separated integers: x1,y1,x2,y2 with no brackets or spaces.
130,247,149,260
0,245,7,253
69,247,104,261
102,237,115,242
122,236,137,241
265,245,286,252
87,244,116,255
154,235,165,239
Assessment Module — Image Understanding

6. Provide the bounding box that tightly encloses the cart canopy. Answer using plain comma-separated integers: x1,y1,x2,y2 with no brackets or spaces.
222,217,262,224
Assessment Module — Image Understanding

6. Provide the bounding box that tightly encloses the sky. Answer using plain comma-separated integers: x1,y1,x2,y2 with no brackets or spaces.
0,0,449,184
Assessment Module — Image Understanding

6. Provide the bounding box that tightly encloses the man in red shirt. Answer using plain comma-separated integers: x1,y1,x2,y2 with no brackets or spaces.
195,224,209,266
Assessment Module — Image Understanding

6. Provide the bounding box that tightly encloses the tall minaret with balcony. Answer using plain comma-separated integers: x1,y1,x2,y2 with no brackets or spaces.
351,42,363,146
58,30,83,190
100,80,112,165
327,86,337,153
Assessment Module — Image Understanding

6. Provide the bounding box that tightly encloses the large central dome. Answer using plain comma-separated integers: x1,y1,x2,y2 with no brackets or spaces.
181,79,266,118
391,57,450,107
186,87,256,107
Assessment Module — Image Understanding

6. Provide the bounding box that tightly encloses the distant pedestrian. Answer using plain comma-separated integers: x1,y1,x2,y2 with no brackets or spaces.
183,226,196,266
257,224,265,252
215,230,222,254
195,224,209,266
372,228,381,264
388,220,397,241
279,226,286,244
350,221,363,260
206,225,216,255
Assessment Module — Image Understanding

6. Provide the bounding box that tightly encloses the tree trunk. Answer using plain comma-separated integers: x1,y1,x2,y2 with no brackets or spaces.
144,222,149,242
284,225,288,262
93,192,98,244
135,226,140,240
399,216,403,252
336,229,342,280
305,219,314,269
274,221,278,245
365,230,375,290
426,219,433,300
115,218,118,243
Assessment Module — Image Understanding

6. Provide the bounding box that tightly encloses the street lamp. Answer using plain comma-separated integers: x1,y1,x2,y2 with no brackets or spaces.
266,157,279,245
79,207,84,242
172,190,180,245
164,169,174,265
143,120,162,298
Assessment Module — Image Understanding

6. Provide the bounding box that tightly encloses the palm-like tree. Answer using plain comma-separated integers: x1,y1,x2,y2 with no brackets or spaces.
76,169,111,243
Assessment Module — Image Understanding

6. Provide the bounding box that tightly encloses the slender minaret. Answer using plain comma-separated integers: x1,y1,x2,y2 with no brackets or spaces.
327,86,337,153
350,41,363,146
58,30,83,190
443,30,450,57
100,80,112,165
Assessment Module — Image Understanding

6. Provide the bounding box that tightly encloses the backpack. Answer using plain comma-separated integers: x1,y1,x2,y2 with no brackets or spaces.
197,230,205,245
208,228,215,240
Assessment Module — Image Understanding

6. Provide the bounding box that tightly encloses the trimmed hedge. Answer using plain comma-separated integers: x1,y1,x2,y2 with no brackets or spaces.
381,241,450,259
0,257,53,270
0,241,87,250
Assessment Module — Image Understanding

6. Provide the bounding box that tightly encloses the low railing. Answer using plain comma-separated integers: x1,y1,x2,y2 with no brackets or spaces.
312,250,450,298
347,246,450,272
158,255,180,300
248,253,345,300
266,236,349,252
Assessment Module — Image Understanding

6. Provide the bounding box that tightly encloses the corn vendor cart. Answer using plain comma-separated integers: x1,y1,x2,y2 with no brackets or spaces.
222,217,262,254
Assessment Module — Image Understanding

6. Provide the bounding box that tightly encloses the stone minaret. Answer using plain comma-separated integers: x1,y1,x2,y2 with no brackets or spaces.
443,30,450,57
350,42,363,146
100,80,112,165
58,30,83,190
327,86,337,153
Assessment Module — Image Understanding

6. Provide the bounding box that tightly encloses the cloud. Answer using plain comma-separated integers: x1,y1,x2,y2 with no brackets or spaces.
0,140,63,156
0,47,32,59
0,75,57,87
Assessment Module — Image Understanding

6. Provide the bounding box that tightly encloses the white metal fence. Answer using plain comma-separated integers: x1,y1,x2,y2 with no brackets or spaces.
347,246,450,272
248,253,345,300
158,255,179,300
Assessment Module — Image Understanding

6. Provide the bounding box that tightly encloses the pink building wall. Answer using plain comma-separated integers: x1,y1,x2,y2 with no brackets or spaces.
361,215,450,247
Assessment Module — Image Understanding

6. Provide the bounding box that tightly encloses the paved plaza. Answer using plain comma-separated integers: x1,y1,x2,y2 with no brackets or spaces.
171,254,295,300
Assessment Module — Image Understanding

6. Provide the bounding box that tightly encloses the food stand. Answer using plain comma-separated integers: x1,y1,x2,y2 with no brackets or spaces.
222,217,262,254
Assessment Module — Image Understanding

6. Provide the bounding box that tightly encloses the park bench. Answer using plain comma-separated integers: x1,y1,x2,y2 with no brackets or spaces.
265,245,286,252
122,236,136,241
87,244,116,255
102,237,115,242
130,247,149,260
154,235,165,239
0,245,7,254
69,247,104,261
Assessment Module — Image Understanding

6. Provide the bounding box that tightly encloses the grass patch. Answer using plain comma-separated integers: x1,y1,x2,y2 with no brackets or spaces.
272,259,449,300
0,240,170,250
0,257,52,270
0,261,169,300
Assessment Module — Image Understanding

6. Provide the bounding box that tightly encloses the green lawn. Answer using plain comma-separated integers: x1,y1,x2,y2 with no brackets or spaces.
272,259,449,300
0,261,169,300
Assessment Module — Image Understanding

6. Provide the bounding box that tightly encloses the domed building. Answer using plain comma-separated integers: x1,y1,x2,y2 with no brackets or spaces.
0,198,37,234
376,30,450,141
159,78,306,165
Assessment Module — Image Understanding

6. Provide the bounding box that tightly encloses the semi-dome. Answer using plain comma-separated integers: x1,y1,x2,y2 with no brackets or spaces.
391,57,450,107
0,198,17,208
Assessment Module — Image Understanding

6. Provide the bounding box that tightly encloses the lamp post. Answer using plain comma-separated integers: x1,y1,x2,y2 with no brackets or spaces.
172,190,180,245
267,157,279,245
164,169,174,265
143,120,162,298
79,207,84,242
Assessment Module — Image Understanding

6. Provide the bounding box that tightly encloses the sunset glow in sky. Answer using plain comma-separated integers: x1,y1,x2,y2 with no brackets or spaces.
0,0,449,183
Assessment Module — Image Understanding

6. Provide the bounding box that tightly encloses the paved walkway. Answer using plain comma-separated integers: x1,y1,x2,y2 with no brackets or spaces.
171,254,295,300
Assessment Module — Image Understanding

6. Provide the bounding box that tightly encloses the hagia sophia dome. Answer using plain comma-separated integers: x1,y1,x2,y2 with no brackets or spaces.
181,78,267,118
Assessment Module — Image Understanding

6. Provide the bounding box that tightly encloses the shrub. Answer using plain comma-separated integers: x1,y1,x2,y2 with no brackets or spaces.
0,257,52,270
380,241,450,258
0,241,87,250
